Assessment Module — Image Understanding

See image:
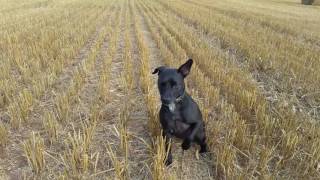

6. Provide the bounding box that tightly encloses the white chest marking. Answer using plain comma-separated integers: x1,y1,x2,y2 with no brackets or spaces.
168,103,176,112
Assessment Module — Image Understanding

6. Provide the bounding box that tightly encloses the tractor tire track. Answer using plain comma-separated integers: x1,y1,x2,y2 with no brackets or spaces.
134,0,214,179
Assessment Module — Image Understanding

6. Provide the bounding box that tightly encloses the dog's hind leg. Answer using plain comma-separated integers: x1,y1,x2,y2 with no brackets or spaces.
195,130,208,153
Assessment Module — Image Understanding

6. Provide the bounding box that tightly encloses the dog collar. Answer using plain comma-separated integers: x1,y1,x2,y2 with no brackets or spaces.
162,92,185,112
175,91,185,103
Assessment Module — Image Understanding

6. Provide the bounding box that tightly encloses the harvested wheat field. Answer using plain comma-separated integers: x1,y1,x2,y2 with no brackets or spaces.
0,0,320,179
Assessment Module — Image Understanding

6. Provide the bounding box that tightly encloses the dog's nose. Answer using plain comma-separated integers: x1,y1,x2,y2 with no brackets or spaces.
161,97,171,104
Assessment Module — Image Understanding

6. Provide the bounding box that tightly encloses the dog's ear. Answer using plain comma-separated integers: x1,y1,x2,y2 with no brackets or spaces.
178,59,193,78
152,66,166,75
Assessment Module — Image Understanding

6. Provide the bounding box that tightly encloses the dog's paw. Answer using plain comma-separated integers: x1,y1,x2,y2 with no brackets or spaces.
181,139,191,150
165,155,173,166
199,144,208,153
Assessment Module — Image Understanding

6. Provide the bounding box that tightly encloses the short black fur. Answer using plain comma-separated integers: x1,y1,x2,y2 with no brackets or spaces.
152,59,208,166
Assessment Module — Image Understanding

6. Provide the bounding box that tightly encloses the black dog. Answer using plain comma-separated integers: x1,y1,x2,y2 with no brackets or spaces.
152,59,208,166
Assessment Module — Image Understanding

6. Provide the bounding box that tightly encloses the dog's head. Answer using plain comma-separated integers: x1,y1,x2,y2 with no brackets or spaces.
152,59,193,109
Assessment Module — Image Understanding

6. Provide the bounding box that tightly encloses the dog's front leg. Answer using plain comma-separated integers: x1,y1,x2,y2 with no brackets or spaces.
181,122,201,150
163,130,173,166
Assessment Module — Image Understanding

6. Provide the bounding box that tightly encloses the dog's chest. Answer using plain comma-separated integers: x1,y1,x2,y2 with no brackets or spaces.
170,112,190,138
171,111,183,122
